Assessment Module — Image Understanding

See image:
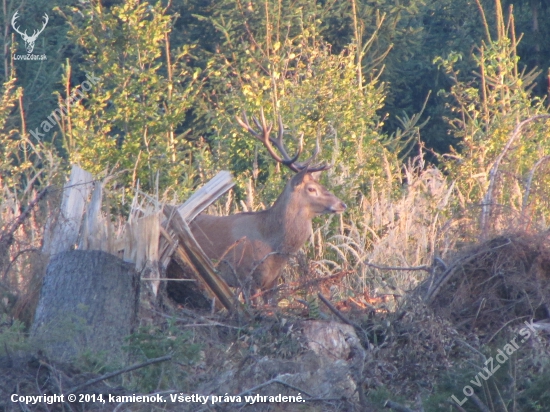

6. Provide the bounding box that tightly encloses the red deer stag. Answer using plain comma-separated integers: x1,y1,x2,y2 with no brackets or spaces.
190,110,346,302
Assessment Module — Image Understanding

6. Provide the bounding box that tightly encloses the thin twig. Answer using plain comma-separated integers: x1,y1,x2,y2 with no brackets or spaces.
140,278,196,281
522,154,550,215
156,311,242,329
384,399,415,411
481,114,550,237
317,293,354,326
470,393,491,412
361,260,430,272
1,247,39,281
486,315,530,344
66,355,172,394
455,339,487,363
446,400,468,412
236,378,313,398
0,186,50,246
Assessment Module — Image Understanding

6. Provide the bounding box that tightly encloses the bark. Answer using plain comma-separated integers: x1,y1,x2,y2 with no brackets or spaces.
31,250,140,363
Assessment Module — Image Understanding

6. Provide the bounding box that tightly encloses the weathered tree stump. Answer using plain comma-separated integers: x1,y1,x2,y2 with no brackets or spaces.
31,250,140,363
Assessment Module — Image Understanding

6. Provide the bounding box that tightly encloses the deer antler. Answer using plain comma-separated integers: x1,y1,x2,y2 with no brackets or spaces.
11,12,25,37
34,14,49,38
236,108,330,173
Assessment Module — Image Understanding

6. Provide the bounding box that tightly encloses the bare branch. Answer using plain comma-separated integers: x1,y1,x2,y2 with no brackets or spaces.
237,378,313,398
481,114,550,237
384,399,415,411
67,355,172,394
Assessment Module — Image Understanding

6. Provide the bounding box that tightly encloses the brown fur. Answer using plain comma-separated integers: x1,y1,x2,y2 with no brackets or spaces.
190,170,346,301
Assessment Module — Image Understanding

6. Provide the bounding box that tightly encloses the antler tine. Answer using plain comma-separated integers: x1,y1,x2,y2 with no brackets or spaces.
236,111,257,137
252,109,272,139
255,113,302,172
237,109,286,166
271,114,302,167
294,138,332,173
236,109,328,173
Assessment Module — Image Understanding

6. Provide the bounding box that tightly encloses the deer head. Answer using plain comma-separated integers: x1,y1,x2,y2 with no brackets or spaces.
236,108,346,218
12,12,49,54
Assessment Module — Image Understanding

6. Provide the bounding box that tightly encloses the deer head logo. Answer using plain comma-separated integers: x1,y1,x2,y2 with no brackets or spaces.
11,12,49,54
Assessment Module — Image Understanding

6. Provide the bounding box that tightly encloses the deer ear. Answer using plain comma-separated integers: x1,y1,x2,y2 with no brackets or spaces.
310,171,323,181
291,168,309,188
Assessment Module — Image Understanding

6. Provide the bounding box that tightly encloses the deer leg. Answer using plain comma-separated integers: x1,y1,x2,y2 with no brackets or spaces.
260,274,281,306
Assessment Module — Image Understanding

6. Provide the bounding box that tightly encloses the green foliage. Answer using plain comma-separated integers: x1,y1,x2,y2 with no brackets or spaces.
517,370,550,410
194,0,401,214
436,8,550,231
0,0,76,148
366,385,404,408
74,348,114,375
0,73,63,204
0,314,29,355
423,342,550,412
57,0,204,195
124,319,200,392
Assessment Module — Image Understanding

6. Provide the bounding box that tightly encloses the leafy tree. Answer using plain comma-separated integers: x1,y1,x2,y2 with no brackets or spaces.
0,0,76,150
438,1,550,234
57,0,203,194
191,0,406,214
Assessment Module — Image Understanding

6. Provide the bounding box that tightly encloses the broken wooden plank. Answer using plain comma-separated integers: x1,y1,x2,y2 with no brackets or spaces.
43,165,94,256
177,171,234,221
79,180,106,252
159,171,234,269
163,205,235,312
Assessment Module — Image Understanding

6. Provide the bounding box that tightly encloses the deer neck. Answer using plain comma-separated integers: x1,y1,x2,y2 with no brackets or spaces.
260,187,312,254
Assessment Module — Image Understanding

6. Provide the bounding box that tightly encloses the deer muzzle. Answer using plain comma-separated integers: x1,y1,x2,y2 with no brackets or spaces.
328,201,347,214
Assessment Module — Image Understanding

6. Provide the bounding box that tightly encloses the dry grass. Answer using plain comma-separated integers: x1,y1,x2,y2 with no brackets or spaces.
276,162,459,311
427,231,550,341
2,157,550,411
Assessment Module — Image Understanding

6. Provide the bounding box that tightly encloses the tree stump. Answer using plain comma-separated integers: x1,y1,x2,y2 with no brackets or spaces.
31,250,140,363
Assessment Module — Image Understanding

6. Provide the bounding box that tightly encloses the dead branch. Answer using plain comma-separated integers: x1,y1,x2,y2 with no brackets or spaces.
446,400,468,412
317,293,354,326
236,378,313,398
163,205,237,312
0,186,50,247
361,260,430,272
67,355,172,394
1,247,39,281
384,399,415,411
470,393,491,412
156,311,242,329
318,293,372,352
481,114,550,237
423,238,511,303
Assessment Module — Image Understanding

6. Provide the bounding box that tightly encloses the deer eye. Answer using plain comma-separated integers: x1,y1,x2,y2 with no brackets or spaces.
307,187,317,194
